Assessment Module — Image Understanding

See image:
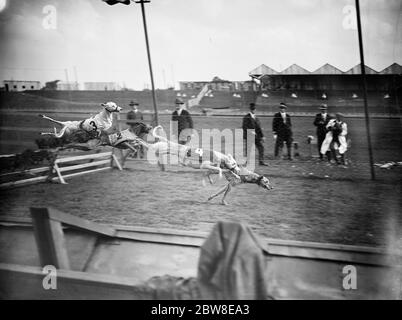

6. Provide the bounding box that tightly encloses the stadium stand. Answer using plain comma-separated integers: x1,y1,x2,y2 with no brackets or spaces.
199,90,258,109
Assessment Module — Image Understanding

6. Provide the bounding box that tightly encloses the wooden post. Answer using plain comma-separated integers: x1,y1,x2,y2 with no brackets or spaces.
53,162,67,184
112,154,123,171
30,208,70,270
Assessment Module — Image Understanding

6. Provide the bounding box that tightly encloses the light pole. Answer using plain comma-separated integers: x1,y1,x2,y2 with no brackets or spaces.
135,0,159,125
355,0,375,180
103,0,159,125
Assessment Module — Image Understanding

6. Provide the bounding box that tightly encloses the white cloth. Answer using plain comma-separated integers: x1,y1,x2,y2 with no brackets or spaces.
320,119,348,155
281,112,286,123
249,112,256,119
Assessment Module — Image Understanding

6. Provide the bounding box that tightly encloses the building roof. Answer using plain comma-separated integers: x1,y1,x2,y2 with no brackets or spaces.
249,62,402,77
280,64,311,75
249,64,279,78
379,63,402,75
345,64,378,74
312,63,344,75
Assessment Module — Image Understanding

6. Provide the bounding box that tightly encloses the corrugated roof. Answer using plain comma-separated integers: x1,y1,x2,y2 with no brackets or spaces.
312,63,344,75
280,64,311,75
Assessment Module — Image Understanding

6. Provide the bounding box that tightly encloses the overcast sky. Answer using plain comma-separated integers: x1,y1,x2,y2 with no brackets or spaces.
0,0,401,89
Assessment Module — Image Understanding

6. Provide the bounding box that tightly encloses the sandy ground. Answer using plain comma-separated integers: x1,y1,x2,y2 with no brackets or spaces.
1,157,401,249
1,113,401,250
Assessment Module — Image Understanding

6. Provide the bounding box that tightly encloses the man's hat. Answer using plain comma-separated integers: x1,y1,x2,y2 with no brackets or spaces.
129,100,139,106
319,104,328,110
249,103,256,110
175,98,184,104
279,102,287,109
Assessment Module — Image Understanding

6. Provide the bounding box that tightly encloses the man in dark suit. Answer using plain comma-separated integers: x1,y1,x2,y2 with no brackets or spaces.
272,103,293,160
126,100,144,158
171,97,194,144
242,103,268,166
313,104,331,160
126,100,143,125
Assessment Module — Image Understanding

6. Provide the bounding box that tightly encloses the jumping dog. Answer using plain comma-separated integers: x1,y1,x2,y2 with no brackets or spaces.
207,166,273,205
39,102,122,139
142,125,241,177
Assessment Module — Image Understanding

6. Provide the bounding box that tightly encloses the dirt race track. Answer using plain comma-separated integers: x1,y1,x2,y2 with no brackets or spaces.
0,158,401,249
0,113,401,250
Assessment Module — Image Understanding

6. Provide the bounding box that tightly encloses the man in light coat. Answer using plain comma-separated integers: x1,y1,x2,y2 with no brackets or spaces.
320,113,348,164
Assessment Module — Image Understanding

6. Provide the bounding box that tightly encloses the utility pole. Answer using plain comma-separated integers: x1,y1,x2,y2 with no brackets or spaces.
355,0,375,180
135,0,159,125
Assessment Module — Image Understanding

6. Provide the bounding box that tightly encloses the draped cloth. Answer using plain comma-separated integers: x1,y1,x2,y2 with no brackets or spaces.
197,221,269,300
142,221,270,300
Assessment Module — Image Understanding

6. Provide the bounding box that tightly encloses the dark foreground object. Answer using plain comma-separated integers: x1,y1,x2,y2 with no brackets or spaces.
0,208,400,299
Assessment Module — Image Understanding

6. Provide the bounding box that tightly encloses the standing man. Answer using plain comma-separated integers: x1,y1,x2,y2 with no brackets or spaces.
171,97,194,144
126,100,143,127
321,113,348,165
242,103,268,166
313,104,331,160
273,103,293,160
126,100,144,158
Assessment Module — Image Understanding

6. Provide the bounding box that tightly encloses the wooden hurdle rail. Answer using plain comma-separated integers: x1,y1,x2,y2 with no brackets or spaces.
0,151,122,188
53,151,122,184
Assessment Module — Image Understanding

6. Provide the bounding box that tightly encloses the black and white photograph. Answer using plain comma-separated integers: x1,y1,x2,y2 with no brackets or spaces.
0,0,401,303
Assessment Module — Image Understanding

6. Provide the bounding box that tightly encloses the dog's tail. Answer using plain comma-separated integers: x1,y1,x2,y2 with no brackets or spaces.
152,125,169,142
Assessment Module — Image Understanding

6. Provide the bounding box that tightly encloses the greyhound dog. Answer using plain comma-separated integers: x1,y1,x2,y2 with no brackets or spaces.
39,102,122,138
144,125,240,176
207,166,273,205
58,122,152,152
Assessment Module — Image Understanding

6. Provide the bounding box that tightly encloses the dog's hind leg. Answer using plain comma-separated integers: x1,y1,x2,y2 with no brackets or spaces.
220,184,232,205
207,184,229,202
39,114,65,126
201,163,222,178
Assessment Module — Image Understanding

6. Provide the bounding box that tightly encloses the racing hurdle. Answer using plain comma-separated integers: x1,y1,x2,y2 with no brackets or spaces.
53,151,122,184
0,151,122,188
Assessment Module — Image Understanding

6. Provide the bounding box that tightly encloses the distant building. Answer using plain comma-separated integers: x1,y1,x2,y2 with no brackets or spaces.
83,82,121,91
3,80,41,92
179,77,257,92
56,81,80,90
249,62,402,91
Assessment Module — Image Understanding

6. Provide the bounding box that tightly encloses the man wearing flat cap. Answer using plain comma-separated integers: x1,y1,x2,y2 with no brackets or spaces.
172,97,194,144
127,100,143,124
313,104,332,160
242,103,268,166
272,103,293,160
126,100,144,158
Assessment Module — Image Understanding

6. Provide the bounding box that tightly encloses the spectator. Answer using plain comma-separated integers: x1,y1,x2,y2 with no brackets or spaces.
272,103,293,160
126,100,143,127
321,113,348,165
172,98,194,144
126,100,144,158
242,103,268,166
313,104,332,160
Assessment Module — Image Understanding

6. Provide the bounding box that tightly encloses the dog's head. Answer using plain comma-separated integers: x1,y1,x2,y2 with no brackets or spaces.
257,175,273,190
102,102,122,113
